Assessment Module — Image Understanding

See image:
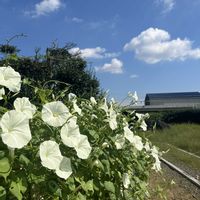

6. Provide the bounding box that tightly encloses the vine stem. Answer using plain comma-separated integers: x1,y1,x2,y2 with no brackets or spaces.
9,148,15,162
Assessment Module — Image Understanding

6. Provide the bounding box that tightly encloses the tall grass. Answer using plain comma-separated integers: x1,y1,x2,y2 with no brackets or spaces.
146,123,200,156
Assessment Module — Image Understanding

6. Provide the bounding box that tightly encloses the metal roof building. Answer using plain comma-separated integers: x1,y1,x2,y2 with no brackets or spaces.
145,92,200,106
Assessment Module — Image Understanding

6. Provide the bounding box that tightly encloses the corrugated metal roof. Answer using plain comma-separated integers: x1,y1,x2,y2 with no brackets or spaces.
145,92,200,99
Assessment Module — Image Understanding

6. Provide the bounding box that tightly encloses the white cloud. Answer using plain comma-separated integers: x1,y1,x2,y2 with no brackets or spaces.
65,16,84,23
27,0,62,17
156,0,175,13
95,58,123,74
124,27,200,64
69,47,120,59
130,74,139,79
71,17,83,23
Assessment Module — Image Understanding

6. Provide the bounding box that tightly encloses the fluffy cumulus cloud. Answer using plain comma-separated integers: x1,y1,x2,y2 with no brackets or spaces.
156,0,175,13
95,58,123,74
124,27,200,64
27,0,62,17
69,47,120,59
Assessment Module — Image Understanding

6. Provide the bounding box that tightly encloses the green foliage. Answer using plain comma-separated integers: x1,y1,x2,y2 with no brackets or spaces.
9,177,27,200
0,65,159,199
0,157,11,180
0,43,100,99
146,110,200,129
0,186,6,200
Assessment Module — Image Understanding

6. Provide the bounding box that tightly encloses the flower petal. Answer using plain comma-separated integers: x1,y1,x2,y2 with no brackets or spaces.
0,66,21,92
99,98,108,114
73,100,82,115
55,157,72,179
109,107,117,130
75,134,92,159
0,110,31,149
122,173,130,189
68,93,77,101
115,134,125,149
131,136,143,151
42,101,70,127
0,88,5,100
90,97,97,105
14,97,36,119
39,140,62,170
61,117,80,148
123,126,134,143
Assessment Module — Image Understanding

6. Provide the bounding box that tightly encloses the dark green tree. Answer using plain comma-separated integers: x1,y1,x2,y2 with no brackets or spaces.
0,43,101,99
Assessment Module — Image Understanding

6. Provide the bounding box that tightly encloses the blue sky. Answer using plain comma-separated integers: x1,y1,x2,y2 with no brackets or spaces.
1,0,200,102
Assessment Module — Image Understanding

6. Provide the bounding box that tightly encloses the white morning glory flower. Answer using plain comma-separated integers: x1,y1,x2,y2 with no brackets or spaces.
0,66,21,92
140,120,147,131
14,97,36,119
99,98,108,114
122,118,129,127
60,117,80,148
90,97,97,105
151,146,159,158
68,93,77,101
91,114,98,120
150,146,161,171
55,156,72,179
39,140,63,170
40,141,73,179
152,157,161,172
123,126,134,143
0,88,5,100
115,134,125,149
144,142,151,152
136,113,148,131
122,173,131,189
42,101,70,127
108,105,118,130
0,110,31,149
102,142,109,148
128,91,138,104
72,100,82,115
74,134,92,159
131,135,143,151
110,98,116,104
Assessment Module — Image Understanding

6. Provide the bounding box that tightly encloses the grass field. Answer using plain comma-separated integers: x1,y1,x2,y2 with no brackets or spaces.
145,123,200,156
144,123,200,174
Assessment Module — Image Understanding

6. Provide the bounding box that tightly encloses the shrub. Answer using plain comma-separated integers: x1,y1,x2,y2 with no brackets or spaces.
0,66,161,199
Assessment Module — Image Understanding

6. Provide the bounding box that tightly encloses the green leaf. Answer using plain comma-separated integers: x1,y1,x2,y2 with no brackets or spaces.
0,157,11,180
66,177,75,191
88,130,99,140
0,151,5,159
29,172,46,184
37,88,52,103
85,180,93,192
48,180,62,197
0,186,6,200
102,160,111,176
9,178,27,200
104,181,115,193
76,192,86,200
19,154,30,166
81,180,94,194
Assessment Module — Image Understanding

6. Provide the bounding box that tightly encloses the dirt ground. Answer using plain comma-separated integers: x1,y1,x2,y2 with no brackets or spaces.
148,163,200,200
